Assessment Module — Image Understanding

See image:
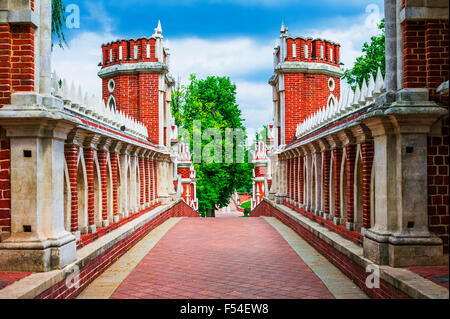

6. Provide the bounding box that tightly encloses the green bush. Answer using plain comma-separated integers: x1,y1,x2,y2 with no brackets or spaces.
240,201,251,210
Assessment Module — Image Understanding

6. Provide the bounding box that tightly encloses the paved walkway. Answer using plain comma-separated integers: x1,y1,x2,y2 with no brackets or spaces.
78,217,367,299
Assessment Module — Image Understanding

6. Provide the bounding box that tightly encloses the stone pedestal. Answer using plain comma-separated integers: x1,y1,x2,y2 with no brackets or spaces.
362,89,447,267
0,94,79,271
275,193,286,204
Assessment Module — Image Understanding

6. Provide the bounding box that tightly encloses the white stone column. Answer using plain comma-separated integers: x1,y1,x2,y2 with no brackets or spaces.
364,109,444,267
0,118,77,272
119,150,129,218
39,0,52,96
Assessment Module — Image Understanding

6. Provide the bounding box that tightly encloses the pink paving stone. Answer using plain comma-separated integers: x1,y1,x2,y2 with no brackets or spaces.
0,272,33,290
110,218,335,299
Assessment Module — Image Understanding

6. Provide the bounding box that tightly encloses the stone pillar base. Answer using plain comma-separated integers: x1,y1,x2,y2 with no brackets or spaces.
113,215,120,223
158,194,171,205
102,219,109,227
333,217,341,226
364,230,444,267
0,234,76,272
72,231,80,241
88,225,97,234
346,222,354,231
268,192,276,201
275,193,286,205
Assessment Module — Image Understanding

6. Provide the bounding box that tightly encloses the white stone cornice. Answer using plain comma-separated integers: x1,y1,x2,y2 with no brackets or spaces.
275,61,344,78
98,62,168,79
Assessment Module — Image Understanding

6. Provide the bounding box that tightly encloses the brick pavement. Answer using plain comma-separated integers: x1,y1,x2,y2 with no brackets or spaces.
96,216,360,299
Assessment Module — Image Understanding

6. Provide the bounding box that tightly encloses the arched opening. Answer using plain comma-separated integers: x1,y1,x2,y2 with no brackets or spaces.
94,156,102,227
340,154,348,224
117,160,122,217
106,157,113,222
77,155,88,234
354,151,364,232
136,162,141,211
127,163,132,214
329,153,335,218
63,160,71,233
303,161,307,205
311,160,316,212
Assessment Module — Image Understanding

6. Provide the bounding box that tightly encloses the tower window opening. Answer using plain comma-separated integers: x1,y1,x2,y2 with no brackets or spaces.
119,46,123,60
304,45,308,59
108,95,116,111
292,43,297,58
147,44,151,59
134,45,138,60
330,48,333,61
109,49,113,62
320,45,324,59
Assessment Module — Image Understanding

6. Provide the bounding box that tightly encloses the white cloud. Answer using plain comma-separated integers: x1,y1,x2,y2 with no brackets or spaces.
235,81,272,131
52,31,116,98
170,37,272,82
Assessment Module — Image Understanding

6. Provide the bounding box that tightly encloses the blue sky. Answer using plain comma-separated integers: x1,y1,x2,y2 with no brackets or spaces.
53,0,384,132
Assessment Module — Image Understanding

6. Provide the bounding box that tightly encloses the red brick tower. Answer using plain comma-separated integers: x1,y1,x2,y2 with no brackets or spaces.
98,21,174,146
269,23,344,146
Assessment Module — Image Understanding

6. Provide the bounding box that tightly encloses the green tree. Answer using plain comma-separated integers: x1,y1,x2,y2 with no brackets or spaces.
343,19,385,90
171,75,254,217
52,0,68,48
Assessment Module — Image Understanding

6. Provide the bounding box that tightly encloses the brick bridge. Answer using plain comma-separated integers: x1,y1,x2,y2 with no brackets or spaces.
0,0,448,299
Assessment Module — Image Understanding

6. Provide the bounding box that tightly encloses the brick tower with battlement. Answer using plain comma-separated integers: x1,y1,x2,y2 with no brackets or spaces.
98,21,174,146
269,23,344,146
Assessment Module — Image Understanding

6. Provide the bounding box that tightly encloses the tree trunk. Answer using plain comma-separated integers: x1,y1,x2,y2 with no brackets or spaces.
207,208,215,218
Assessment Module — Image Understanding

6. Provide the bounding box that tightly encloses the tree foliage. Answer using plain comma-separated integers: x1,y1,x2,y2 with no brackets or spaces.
343,19,385,90
52,0,68,48
171,75,254,217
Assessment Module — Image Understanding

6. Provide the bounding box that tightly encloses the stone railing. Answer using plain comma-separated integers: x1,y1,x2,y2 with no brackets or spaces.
296,68,385,138
50,72,149,140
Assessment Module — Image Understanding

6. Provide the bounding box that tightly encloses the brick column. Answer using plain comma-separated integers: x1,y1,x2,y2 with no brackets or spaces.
139,156,145,208
64,145,78,234
361,141,374,230
293,157,298,203
152,159,158,202
299,156,304,206
288,158,291,201
110,153,119,222
333,148,343,222
323,150,331,218
0,24,12,106
97,150,108,226
83,148,96,233
345,144,357,228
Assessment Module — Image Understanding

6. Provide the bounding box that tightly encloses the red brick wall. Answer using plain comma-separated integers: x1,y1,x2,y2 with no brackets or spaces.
35,201,198,299
345,145,357,223
84,148,95,227
101,38,158,67
403,19,449,102
361,141,374,230
332,148,343,218
323,151,331,215
0,137,10,238
0,24,35,107
97,151,108,221
428,116,449,254
111,153,119,218
252,200,411,299
284,73,340,144
0,24,12,107
178,167,190,179
102,73,160,144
